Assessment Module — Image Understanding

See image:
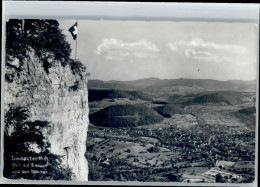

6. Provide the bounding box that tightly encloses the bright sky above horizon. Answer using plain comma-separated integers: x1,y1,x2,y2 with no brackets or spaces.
59,20,258,81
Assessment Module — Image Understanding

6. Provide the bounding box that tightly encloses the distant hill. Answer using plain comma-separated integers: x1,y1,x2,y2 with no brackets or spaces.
154,104,186,118
238,106,256,115
88,89,153,102
123,77,161,89
88,78,256,93
89,104,163,127
167,94,184,104
233,106,256,129
185,91,245,105
144,79,256,93
88,80,136,90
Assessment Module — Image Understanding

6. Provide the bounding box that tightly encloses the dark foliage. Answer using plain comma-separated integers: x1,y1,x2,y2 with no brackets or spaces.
6,19,71,64
192,93,231,105
90,104,163,127
154,104,186,118
4,106,73,180
232,106,256,129
152,100,168,105
238,106,256,114
70,59,87,79
6,19,88,79
240,175,255,183
216,173,227,183
163,173,181,182
147,146,160,153
5,74,14,83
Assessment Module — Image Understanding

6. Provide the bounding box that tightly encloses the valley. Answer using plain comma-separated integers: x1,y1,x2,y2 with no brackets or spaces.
85,78,256,183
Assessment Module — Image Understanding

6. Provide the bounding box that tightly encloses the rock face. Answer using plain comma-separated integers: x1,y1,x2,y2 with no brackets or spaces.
4,49,89,181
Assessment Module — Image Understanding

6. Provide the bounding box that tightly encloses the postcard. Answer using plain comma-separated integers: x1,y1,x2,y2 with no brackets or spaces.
2,18,258,185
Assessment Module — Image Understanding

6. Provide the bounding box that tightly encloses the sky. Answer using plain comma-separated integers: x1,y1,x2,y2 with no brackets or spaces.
59,20,258,81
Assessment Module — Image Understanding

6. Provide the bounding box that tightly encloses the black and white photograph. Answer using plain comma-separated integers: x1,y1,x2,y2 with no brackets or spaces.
1,2,259,184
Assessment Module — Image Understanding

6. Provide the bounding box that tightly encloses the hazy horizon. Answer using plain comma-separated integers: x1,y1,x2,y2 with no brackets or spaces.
59,20,258,81
88,77,257,82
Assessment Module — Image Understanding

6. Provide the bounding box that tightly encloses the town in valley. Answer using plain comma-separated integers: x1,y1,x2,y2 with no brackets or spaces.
85,78,256,183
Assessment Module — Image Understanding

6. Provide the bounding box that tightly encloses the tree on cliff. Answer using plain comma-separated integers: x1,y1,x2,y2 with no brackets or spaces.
6,19,87,77
4,106,73,180
6,19,71,63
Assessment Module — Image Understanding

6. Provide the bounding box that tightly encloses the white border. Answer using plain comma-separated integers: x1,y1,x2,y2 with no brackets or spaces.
1,1,259,186
2,1,260,21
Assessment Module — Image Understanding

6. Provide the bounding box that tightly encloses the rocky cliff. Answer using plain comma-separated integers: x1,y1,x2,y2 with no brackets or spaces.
4,48,89,181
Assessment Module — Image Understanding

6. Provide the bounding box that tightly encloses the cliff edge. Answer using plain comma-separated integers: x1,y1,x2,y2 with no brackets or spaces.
4,19,89,181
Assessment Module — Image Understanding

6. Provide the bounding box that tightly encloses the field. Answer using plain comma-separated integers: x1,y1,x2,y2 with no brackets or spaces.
86,78,256,183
